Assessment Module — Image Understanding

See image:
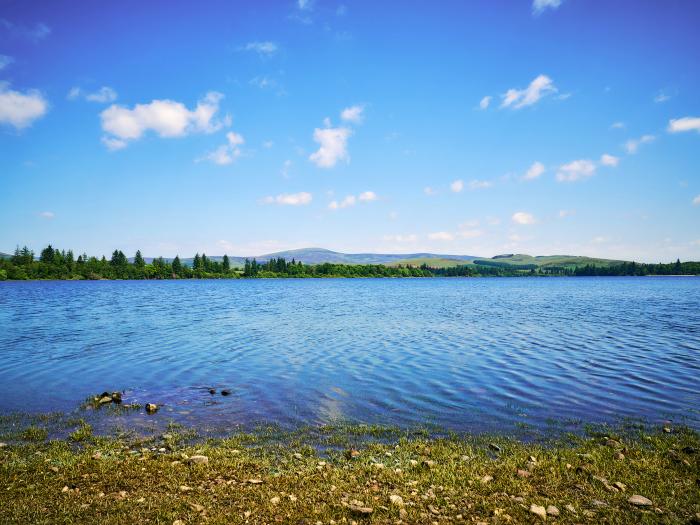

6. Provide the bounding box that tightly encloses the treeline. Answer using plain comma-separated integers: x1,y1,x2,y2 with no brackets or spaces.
0,245,234,280
1,245,698,281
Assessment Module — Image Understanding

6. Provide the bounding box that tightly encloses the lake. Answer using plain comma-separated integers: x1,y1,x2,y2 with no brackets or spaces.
1,277,699,435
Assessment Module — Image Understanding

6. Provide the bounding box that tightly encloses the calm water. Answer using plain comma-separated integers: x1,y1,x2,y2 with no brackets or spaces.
1,277,699,434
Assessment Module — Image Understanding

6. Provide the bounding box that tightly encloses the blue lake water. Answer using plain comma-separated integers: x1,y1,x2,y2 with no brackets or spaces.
1,277,699,434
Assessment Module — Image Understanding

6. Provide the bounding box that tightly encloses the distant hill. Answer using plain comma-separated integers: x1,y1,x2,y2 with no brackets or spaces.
67,248,622,269
0,252,11,260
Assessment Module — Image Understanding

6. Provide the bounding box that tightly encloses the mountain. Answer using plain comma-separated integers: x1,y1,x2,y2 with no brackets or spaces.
0,252,11,260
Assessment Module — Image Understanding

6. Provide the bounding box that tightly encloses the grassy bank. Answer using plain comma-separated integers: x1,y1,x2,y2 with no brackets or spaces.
1,421,699,524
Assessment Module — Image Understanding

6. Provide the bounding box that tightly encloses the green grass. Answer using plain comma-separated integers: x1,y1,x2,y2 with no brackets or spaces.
1,423,698,524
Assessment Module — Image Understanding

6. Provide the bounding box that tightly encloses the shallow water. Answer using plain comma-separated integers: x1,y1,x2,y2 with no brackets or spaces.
1,277,699,433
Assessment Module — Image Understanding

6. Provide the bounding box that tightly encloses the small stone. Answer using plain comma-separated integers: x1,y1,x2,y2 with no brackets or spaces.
488,443,502,452
61,485,69,493
546,505,559,517
663,426,671,433
422,460,435,468
516,469,530,478
179,485,192,492
591,499,607,507
480,475,493,483
247,478,263,484
98,395,112,404
293,452,303,459
270,496,280,504
111,392,122,403
529,455,537,463
345,449,360,459
613,481,626,492
189,503,204,512
347,500,373,515
0,442,6,448
628,494,652,506
615,452,625,460
428,505,440,515
49,466,59,473
209,388,216,395
564,504,577,514
188,455,209,465
173,521,184,525
529,504,547,520
145,403,158,414
389,494,404,507
221,389,231,396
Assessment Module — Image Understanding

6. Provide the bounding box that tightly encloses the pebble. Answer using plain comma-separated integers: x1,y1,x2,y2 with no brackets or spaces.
173,521,184,525
488,443,502,452
145,403,158,414
188,455,209,465
546,505,559,517
178,485,192,492
613,481,626,492
564,504,577,514
628,494,652,506
0,442,6,448
347,500,373,515
270,496,280,504
615,452,625,460
516,469,530,478
480,475,493,483
208,388,216,395
529,504,547,520
389,494,404,507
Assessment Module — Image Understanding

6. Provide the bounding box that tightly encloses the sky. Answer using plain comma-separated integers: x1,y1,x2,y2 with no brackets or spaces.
1,0,699,262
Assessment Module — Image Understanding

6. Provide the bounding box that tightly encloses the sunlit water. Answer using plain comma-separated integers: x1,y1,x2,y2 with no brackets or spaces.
1,277,699,434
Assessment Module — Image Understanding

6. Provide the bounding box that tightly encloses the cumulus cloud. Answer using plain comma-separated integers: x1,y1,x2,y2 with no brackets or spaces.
383,234,418,243
558,209,575,218
68,86,117,103
610,121,625,129
450,179,464,193
600,153,619,167
556,159,596,182
428,231,455,241
100,92,228,148
309,125,352,168
468,180,492,190
241,41,278,56
340,105,364,124
512,211,536,225
263,192,312,206
624,134,655,154
523,161,545,180
424,186,437,196
668,117,700,134
0,54,13,70
479,96,491,109
0,82,49,129
501,74,557,109
693,195,700,206
654,91,671,103
199,131,245,165
329,191,378,210
532,0,562,14
38,211,55,219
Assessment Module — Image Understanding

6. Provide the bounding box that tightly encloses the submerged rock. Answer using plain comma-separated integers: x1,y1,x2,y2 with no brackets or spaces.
221,389,231,396
145,403,158,414
208,388,216,395
111,392,122,403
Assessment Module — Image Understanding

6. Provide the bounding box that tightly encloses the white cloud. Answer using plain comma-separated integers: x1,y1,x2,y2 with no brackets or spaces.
624,134,655,154
468,180,492,190
309,125,352,168
501,74,557,109
340,105,364,124
600,153,619,167
479,96,491,109
610,121,625,129
86,86,117,103
523,161,545,180
457,229,483,239
199,131,245,165
383,234,418,243
424,186,437,196
241,41,278,56
0,82,48,129
100,92,228,148
38,211,54,219
668,117,700,134
328,195,356,209
450,179,464,193
428,231,455,241
264,192,312,206
281,159,292,178
556,159,596,182
101,136,127,151
532,0,562,14
358,191,377,201
654,92,671,103
512,211,536,225
0,19,50,41
217,239,236,252
693,195,700,206
0,54,13,70
558,209,575,218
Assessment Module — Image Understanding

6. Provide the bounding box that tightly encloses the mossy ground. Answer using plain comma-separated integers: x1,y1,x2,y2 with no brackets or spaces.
1,419,699,524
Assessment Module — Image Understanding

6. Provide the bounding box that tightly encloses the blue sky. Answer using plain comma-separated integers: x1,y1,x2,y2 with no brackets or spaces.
1,0,699,262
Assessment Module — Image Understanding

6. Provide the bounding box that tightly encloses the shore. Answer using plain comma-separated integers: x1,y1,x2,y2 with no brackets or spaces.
1,418,698,524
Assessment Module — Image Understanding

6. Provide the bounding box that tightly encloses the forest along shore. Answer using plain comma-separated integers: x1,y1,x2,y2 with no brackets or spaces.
2,244,699,280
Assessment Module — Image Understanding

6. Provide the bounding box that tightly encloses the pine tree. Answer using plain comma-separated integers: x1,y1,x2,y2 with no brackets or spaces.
134,250,145,268
172,255,182,275
222,254,230,272
193,253,201,270
40,245,55,263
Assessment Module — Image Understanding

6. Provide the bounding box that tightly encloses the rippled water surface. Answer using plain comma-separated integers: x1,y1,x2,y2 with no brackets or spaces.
1,277,699,433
